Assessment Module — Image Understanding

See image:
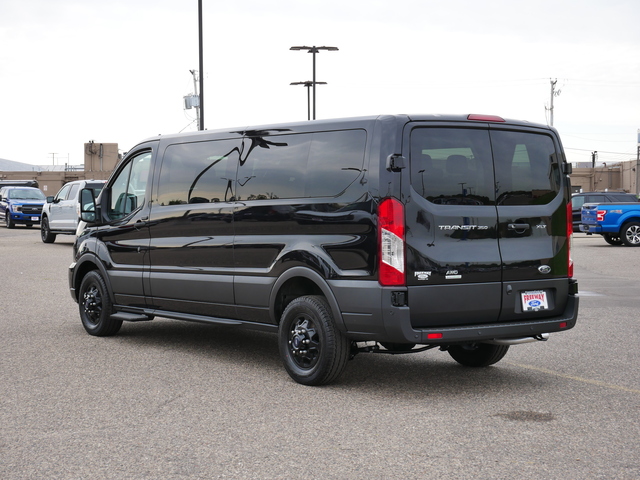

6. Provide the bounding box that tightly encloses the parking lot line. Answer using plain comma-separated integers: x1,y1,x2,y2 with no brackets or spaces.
506,361,640,395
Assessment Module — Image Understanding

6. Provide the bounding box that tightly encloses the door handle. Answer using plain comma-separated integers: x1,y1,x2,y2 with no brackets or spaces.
508,223,530,232
134,217,148,230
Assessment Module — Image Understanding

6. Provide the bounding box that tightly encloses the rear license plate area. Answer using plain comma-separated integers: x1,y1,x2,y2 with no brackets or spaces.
521,290,548,311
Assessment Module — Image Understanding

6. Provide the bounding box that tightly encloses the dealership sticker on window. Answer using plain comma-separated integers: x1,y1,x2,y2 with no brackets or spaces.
521,290,548,311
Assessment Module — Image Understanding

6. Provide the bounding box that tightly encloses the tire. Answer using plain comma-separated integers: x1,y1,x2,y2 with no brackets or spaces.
278,295,350,386
6,213,14,229
41,217,56,243
603,233,622,246
448,343,509,367
78,271,122,336
621,222,640,247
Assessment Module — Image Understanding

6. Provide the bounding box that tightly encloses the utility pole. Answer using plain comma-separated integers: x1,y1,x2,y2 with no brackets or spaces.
592,151,598,190
189,69,201,128
547,78,561,126
49,153,57,166
636,129,640,196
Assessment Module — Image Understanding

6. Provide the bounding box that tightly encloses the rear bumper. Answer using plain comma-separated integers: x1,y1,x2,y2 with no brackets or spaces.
409,294,578,344
579,223,601,233
332,279,579,345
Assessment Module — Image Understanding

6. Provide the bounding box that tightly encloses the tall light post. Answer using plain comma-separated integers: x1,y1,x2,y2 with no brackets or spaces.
290,81,327,120
198,0,204,130
290,46,338,120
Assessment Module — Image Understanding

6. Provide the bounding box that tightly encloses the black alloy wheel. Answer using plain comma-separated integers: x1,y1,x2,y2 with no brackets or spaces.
278,295,350,386
78,271,122,336
41,217,56,243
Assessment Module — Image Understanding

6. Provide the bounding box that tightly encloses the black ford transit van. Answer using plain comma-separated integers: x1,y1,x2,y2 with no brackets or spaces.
69,114,578,385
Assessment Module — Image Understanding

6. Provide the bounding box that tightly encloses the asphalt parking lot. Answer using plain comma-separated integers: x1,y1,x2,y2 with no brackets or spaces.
1,228,638,479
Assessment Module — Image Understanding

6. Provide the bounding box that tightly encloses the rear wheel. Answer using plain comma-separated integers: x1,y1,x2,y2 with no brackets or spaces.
41,217,56,243
621,222,640,246
78,271,122,336
278,295,350,386
603,233,622,246
448,343,509,367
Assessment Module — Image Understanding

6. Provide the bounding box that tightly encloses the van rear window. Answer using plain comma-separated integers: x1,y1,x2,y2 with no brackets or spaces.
410,128,560,206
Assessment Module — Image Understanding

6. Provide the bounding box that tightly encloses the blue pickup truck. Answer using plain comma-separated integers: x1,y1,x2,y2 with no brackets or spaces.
581,202,640,246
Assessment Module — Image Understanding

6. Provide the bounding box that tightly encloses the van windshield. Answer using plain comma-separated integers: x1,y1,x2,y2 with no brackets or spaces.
410,128,560,206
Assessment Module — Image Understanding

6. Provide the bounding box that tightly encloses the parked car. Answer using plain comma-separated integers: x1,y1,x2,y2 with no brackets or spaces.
0,186,46,228
41,180,106,243
69,114,578,385
571,191,638,232
581,201,640,246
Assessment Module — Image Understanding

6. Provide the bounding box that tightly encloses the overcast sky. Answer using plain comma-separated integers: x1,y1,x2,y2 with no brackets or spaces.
1,0,638,167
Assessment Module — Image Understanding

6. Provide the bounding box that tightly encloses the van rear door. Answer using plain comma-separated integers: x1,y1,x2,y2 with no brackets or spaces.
491,126,569,321
405,121,569,328
405,124,502,327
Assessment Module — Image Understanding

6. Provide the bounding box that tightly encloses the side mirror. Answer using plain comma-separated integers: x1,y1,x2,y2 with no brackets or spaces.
79,188,98,223
46,196,54,203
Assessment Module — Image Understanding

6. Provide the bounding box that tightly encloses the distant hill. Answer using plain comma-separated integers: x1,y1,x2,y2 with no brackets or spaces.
0,158,43,171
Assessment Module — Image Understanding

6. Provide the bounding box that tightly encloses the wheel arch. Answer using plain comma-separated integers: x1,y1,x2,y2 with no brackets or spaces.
269,266,346,332
72,254,116,304
618,214,640,231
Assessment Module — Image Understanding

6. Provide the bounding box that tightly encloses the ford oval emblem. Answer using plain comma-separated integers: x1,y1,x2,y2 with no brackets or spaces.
538,265,551,274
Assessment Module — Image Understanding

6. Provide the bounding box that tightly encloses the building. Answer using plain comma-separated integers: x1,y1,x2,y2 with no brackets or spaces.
0,143,120,196
570,159,640,195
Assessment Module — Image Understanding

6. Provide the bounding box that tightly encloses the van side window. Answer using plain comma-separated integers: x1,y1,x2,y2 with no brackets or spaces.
108,151,152,220
306,130,366,197
237,130,366,201
492,131,560,205
237,134,309,200
157,140,238,205
410,128,495,205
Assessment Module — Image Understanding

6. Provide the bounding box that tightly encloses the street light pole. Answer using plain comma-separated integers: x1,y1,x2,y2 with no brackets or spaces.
290,81,327,120
290,46,338,120
198,0,204,130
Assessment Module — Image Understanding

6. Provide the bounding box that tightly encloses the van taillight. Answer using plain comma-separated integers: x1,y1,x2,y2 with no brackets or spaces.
566,202,573,278
378,198,405,286
597,210,607,222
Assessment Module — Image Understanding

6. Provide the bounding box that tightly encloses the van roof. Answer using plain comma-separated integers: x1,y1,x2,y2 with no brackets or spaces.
133,114,554,149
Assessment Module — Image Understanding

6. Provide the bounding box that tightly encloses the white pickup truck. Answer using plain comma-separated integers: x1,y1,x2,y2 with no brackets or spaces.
41,179,105,243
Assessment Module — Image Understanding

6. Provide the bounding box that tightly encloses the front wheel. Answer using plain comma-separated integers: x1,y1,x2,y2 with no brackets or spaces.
448,343,509,367
41,217,56,243
5,213,14,229
278,295,350,386
78,271,122,336
621,222,640,246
